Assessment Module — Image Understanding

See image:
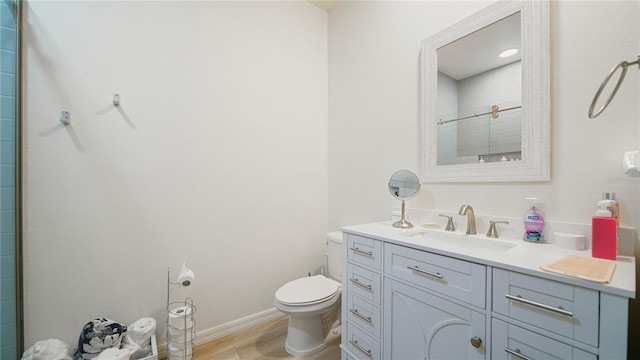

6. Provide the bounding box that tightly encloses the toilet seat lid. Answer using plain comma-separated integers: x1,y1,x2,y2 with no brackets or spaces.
276,275,340,305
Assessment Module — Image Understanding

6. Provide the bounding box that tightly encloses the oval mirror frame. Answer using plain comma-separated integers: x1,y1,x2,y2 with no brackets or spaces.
389,170,421,229
388,169,421,200
420,0,550,182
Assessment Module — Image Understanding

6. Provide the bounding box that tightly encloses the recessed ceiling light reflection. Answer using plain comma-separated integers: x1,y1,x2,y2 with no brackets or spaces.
499,49,519,58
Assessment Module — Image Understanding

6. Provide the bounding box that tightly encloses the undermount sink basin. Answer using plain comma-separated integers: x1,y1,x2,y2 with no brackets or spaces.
401,229,518,254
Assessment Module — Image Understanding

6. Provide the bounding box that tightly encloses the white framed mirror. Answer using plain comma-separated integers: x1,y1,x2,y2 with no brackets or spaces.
420,0,550,182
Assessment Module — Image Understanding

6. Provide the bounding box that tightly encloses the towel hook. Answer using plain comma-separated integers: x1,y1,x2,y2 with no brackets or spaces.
588,54,639,119
60,111,70,125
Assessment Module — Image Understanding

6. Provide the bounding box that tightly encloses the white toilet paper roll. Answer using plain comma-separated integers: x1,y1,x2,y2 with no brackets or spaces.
168,354,192,360
168,344,192,353
169,330,195,345
169,344,186,355
168,305,194,329
177,262,195,287
168,321,195,335
168,354,193,360
167,343,193,357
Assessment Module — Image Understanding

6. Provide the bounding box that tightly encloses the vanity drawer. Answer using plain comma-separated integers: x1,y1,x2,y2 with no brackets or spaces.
346,292,382,339
384,243,486,308
348,234,382,271
345,322,382,360
493,268,599,347
347,263,382,305
491,318,596,360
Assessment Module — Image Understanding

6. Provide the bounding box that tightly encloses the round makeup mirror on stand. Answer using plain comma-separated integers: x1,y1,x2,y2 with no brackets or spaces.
388,170,421,228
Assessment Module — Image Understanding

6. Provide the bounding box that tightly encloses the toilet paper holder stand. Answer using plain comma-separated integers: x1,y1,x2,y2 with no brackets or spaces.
166,268,197,360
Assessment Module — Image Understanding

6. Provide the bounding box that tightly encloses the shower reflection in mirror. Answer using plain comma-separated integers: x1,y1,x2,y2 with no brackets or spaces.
436,11,522,165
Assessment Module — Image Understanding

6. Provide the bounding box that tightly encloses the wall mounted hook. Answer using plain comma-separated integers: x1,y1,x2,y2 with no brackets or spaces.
113,93,121,107
60,111,70,125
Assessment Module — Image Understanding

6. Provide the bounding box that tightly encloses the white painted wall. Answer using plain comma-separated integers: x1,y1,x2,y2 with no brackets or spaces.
22,0,327,347
20,0,640,354
328,0,496,228
328,0,640,354
329,0,639,248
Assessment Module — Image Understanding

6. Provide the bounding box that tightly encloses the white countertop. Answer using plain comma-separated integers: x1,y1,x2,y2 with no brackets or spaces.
342,221,636,299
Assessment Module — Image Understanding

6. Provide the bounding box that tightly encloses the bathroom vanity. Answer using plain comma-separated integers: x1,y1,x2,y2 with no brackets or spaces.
340,222,635,360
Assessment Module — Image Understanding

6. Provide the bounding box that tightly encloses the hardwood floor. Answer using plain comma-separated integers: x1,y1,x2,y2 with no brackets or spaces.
192,316,341,360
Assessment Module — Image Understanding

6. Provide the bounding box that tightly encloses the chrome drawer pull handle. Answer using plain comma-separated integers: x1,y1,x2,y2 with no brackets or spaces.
350,247,373,257
349,340,373,359
504,347,534,360
505,294,574,317
407,265,443,279
349,308,373,324
350,278,373,291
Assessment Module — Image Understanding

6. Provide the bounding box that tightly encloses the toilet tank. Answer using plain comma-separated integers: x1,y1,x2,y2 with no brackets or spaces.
327,231,345,282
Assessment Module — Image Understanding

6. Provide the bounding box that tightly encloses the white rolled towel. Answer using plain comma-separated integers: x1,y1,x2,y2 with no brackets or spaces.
94,348,130,360
120,337,142,355
124,317,156,348
21,339,73,360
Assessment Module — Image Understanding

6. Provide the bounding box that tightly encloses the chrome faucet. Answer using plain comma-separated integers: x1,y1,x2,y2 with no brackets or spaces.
486,220,509,238
438,214,455,232
458,205,477,235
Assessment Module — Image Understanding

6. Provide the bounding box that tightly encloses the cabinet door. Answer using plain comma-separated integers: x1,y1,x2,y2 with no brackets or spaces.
491,318,596,360
384,278,486,359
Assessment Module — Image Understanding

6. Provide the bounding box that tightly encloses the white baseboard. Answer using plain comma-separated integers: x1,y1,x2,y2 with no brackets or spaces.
194,307,284,345
157,308,285,359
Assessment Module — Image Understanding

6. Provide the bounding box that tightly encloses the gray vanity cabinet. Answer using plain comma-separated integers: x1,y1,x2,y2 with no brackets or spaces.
340,227,632,360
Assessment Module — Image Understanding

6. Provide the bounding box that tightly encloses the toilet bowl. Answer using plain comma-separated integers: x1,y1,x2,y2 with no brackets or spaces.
274,231,344,356
274,275,341,355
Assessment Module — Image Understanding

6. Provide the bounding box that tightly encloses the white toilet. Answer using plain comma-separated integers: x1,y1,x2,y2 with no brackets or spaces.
274,231,344,356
